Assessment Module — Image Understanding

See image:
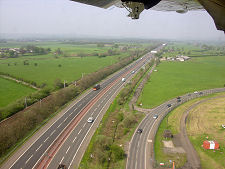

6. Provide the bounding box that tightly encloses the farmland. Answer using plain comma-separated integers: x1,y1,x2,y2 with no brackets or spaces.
0,77,35,107
0,41,138,87
138,53,225,108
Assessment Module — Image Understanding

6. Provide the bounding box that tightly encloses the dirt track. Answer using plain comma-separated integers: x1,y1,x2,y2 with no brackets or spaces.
179,95,225,169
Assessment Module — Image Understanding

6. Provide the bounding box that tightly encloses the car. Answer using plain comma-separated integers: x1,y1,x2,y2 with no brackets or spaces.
177,96,181,99
87,117,94,123
93,84,100,91
122,78,126,82
58,164,66,169
137,129,143,134
177,99,181,103
167,104,172,108
199,92,203,95
194,91,198,94
131,70,135,74
153,114,158,119
188,93,191,96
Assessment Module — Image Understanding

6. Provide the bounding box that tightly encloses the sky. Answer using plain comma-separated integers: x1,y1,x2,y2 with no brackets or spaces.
0,0,224,41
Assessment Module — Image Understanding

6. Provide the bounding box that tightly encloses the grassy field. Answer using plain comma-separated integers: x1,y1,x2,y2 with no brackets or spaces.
138,55,225,108
0,53,129,87
187,95,225,169
154,92,225,168
0,77,35,107
161,42,225,58
0,41,145,87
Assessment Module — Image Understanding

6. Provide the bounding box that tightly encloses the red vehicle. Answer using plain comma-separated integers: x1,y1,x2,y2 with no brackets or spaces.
93,84,100,91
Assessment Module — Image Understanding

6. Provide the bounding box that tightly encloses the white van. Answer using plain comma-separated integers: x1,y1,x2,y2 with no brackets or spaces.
122,78,126,82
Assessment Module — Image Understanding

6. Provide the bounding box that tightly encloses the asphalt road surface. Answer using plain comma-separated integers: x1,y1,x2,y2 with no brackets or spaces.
126,88,225,169
5,45,164,169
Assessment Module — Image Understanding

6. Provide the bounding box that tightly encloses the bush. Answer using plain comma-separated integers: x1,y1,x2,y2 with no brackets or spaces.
111,144,125,161
123,114,137,128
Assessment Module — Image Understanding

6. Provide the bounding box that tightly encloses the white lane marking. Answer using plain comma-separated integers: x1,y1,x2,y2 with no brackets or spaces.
94,108,97,112
57,123,62,128
101,100,103,103
36,144,42,152
25,155,33,164
44,137,49,143
68,81,124,169
145,117,160,169
17,88,94,169
78,129,82,135
64,117,68,122
83,123,86,128
74,108,77,111
72,137,77,143
59,156,64,164
66,146,71,154
50,130,56,136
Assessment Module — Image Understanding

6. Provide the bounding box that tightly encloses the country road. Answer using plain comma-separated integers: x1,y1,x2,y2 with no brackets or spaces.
126,87,225,169
1,45,164,169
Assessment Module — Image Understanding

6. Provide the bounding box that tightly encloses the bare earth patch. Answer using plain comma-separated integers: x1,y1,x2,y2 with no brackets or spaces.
163,140,186,154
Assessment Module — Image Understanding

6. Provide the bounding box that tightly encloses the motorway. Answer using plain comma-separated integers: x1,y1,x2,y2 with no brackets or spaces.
126,87,225,169
4,45,164,169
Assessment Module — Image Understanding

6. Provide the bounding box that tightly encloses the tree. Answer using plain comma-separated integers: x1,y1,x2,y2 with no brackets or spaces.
54,79,63,89
55,48,63,55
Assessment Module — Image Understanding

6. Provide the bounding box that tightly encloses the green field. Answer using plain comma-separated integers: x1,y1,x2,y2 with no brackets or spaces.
0,54,129,87
0,41,140,87
138,55,225,108
0,77,35,107
161,42,225,58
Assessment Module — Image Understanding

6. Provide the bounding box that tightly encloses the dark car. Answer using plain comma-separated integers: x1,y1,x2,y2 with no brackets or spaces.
93,84,100,91
188,93,191,96
177,96,181,99
167,104,172,108
137,129,143,134
199,92,203,95
177,99,181,103
58,164,66,169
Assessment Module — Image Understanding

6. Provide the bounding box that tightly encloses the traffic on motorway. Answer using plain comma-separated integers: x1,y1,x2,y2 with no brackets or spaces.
5,45,164,169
